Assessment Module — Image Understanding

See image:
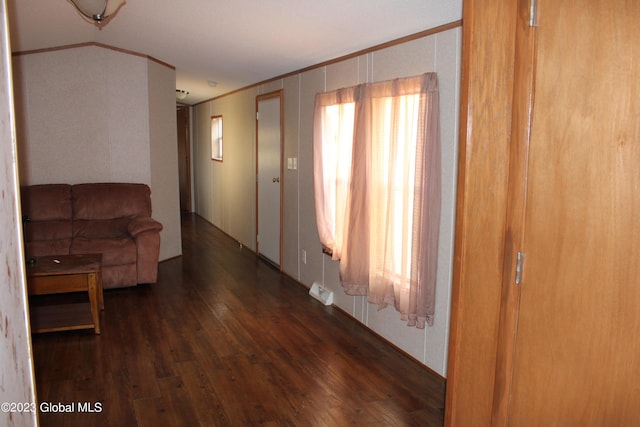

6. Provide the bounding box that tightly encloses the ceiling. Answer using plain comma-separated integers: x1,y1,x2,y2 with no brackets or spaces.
7,0,462,105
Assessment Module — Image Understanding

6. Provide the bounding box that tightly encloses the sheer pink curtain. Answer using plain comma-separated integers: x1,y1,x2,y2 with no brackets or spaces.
313,86,357,261
314,73,440,328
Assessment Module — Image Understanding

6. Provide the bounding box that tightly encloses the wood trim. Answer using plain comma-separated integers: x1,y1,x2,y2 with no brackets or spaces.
329,303,447,383
277,262,447,384
195,20,463,106
278,91,284,269
266,20,464,83
11,21,461,106
490,0,537,424
444,1,518,426
12,41,176,70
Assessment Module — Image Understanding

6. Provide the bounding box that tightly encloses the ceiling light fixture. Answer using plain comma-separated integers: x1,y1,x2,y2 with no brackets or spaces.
176,90,189,100
68,0,126,25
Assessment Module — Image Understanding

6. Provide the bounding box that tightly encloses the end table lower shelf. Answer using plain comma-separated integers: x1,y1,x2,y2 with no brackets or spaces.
29,303,96,333
26,254,104,334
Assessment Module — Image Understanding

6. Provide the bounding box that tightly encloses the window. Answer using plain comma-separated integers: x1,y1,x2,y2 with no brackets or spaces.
315,99,355,259
211,115,223,161
313,73,441,328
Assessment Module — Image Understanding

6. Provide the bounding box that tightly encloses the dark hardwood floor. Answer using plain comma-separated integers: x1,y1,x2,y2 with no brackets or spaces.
32,214,445,426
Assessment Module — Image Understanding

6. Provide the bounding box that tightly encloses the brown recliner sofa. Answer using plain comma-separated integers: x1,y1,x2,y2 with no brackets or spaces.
21,183,163,289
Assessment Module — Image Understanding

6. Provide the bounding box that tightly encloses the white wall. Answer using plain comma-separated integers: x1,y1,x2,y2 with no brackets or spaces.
193,88,260,248
12,44,182,261
148,59,182,260
13,46,150,184
193,25,461,377
0,0,37,424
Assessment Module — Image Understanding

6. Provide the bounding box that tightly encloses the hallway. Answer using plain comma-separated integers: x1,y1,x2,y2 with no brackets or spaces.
32,214,445,426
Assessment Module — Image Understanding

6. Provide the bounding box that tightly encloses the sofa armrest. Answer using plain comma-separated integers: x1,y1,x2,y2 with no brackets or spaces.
128,217,163,284
128,217,163,238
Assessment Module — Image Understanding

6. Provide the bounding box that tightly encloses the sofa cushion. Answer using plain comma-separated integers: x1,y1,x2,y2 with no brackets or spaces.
21,184,73,258
21,184,72,221
73,218,131,239
26,239,72,257
72,183,152,220
24,220,73,242
71,237,137,266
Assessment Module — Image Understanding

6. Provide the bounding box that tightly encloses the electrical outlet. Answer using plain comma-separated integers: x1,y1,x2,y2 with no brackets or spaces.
301,249,307,264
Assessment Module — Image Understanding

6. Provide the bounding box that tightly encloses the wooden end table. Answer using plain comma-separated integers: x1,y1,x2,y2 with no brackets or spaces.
26,254,104,334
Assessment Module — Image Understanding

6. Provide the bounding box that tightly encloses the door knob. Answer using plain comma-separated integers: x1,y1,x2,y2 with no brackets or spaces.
272,177,280,183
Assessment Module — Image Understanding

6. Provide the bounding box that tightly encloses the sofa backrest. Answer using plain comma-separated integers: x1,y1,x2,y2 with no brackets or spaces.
72,183,152,220
21,184,73,222
71,183,153,239
20,184,73,256
21,182,155,250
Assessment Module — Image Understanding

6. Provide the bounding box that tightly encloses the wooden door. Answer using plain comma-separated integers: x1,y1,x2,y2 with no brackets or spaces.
177,106,192,213
506,1,640,424
256,92,283,266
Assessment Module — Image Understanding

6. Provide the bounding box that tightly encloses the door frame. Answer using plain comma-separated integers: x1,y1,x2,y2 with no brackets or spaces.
255,90,284,268
445,0,523,425
489,0,537,422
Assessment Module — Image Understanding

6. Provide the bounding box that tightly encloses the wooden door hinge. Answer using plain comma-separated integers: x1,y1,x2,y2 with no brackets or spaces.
515,252,525,285
529,0,538,27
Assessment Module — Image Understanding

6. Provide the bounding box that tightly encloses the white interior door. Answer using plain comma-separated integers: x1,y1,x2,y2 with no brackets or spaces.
257,94,282,266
